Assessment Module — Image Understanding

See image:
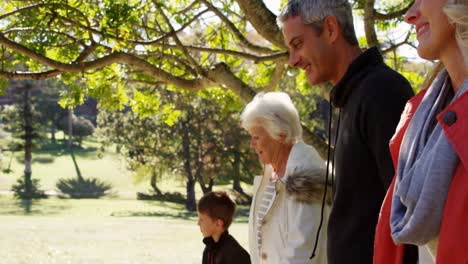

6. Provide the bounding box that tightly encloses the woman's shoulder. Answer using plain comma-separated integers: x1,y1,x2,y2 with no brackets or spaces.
289,142,324,167
284,142,329,204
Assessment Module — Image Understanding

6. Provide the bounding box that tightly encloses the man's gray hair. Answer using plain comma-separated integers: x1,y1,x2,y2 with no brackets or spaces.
277,0,358,46
241,92,302,144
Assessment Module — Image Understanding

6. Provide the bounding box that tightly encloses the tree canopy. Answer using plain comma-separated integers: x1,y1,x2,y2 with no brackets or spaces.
0,0,417,157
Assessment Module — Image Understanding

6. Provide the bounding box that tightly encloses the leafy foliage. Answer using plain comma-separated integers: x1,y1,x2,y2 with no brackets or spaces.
0,0,426,161
11,178,47,199
98,87,260,210
1,85,46,151
58,114,95,146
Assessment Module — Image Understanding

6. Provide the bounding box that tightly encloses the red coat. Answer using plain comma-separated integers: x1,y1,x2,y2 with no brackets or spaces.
374,88,468,264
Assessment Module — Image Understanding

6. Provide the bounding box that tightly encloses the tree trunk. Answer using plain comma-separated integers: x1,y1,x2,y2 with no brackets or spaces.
67,108,73,150
150,170,162,196
196,165,213,194
186,177,196,211
70,150,84,182
232,149,251,203
51,125,56,144
363,0,380,49
232,150,244,193
23,88,33,196
181,118,196,211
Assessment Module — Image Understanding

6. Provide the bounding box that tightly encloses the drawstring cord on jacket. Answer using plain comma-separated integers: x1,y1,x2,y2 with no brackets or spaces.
310,100,341,259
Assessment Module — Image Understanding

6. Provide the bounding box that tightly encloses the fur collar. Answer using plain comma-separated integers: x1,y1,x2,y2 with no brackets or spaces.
283,142,332,204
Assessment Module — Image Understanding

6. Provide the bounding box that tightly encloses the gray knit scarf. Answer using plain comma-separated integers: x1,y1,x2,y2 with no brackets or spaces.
390,69,467,245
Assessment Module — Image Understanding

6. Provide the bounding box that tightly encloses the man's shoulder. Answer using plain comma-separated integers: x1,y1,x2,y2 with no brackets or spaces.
358,63,413,101
362,63,411,89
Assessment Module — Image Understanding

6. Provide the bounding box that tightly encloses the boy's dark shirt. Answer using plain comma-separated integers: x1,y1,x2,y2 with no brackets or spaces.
327,47,417,264
202,231,251,264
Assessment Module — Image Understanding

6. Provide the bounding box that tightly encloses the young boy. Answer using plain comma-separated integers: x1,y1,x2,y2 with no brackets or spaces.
198,191,251,264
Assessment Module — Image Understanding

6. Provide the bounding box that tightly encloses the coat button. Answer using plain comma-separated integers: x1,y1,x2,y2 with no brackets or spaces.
443,111,457,126
261,253,267,260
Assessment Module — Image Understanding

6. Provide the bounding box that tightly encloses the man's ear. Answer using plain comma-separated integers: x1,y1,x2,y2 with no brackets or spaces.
323,16,340,44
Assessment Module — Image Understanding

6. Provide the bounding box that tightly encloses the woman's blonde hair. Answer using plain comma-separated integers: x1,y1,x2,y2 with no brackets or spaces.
445,0,468,67
424,0,468,88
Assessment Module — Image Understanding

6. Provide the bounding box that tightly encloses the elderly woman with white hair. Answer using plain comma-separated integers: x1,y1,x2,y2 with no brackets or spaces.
241,92,328,264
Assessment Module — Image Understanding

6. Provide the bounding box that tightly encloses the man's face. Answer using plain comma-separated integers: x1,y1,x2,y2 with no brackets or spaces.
282,16,334,85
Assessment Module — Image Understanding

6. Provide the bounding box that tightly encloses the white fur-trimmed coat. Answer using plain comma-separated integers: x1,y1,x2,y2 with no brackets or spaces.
248,141,330,264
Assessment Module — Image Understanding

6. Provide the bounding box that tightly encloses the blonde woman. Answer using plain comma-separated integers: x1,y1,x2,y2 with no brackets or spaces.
374,0,468,263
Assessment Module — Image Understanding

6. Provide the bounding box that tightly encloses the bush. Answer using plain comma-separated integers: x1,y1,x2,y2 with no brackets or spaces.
11,178,47,199
137,191,185,204
56,177,112,198
59,115,95,146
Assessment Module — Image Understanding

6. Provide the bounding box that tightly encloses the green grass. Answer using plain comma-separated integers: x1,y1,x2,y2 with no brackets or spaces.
1,140,143,196
0,135,253,263
1,138,253,198
0,211,249,264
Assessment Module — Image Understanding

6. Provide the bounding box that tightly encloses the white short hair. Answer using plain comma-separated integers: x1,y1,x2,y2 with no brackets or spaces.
240,92,302,144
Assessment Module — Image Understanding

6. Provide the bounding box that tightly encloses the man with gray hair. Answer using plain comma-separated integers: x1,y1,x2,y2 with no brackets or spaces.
277,1,417,263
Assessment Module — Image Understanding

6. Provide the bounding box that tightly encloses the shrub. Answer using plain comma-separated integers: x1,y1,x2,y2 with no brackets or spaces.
56,177,112,199
137,191,185,204
59,115,95,146
11,178,47,199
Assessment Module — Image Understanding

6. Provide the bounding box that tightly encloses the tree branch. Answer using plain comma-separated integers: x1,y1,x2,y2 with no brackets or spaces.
234,0,286,50
0,70,62,79
3,28,85,47
381,30,413,54
200,0,275,54
208,62,256,103
138,9,209,45
374,1,414,21
263,59,287,92
0,3,47,20
159,44,287,62
156,3,205,77
174,0,201,15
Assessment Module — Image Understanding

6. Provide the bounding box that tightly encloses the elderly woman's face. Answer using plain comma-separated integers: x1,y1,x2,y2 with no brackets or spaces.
248,126,282,165
404,0,456,61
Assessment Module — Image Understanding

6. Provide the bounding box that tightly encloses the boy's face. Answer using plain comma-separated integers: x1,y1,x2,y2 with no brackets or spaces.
197,212,222,238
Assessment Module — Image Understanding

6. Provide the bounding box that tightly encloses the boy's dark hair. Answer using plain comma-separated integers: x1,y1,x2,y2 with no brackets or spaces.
198,191,236,229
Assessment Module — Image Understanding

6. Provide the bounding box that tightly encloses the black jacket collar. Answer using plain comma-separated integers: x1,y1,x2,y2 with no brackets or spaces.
330,47,383,108
202,231,229,250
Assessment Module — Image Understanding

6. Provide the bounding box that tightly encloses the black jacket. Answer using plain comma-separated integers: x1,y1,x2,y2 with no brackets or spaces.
326,47,415,264
202,231,251,264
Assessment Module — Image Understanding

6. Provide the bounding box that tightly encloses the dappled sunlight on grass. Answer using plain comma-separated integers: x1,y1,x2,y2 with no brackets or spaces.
0,135,254,263
0,197,70,215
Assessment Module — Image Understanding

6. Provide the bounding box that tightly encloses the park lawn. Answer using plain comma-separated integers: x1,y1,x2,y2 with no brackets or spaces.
0,196,250,264
0,137,253,197
0,138,144,196
0,137,253,263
